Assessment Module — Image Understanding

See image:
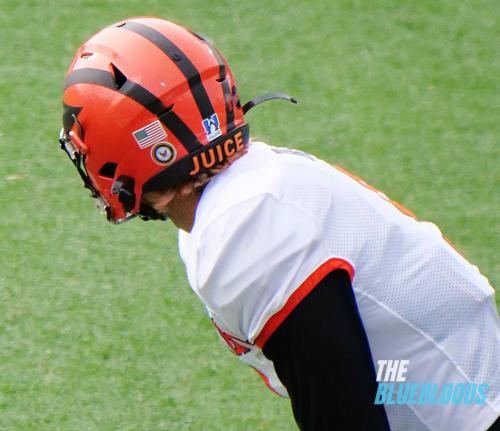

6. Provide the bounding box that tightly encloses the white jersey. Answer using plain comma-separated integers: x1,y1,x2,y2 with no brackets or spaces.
178,142,499,430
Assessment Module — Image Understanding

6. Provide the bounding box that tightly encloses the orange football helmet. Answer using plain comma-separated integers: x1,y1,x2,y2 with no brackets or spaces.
60,17,296,223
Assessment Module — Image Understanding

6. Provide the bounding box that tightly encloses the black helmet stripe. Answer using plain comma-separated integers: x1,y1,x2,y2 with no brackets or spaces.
121,21,215,121
64,68,202,152
188,30,235,133
206,45,235,133
64,67,115,90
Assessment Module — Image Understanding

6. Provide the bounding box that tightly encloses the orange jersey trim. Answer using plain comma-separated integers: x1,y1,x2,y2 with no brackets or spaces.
250,366,287,398
335,164,472,262
255,258,355,349
334,164,418,219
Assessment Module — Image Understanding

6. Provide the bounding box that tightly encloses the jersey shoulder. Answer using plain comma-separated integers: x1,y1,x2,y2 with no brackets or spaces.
179,144,333,340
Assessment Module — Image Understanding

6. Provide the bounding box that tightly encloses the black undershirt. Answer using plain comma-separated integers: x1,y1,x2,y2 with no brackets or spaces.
262,270,391,431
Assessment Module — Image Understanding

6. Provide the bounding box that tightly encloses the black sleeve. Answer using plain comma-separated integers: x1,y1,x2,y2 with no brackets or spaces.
488,415,500,431
262,269,391,431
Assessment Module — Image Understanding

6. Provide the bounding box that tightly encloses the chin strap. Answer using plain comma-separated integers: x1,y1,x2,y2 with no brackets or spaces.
242,93,297,114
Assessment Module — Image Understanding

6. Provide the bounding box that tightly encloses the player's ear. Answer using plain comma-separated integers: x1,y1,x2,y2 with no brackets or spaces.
142,188,178,213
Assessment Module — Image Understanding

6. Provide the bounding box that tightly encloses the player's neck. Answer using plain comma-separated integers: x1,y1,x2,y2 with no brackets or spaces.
167,188,202,233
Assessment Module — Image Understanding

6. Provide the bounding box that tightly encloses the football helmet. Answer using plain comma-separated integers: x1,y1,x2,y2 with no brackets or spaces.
60,17,296,223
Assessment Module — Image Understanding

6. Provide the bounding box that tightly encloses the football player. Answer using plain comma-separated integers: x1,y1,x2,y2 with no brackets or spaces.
60,17,500,430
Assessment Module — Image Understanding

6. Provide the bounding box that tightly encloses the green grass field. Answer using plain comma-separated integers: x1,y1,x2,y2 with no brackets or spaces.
0,0,498,429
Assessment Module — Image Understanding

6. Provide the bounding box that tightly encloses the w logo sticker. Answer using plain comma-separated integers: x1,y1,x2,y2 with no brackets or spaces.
202,113,222,142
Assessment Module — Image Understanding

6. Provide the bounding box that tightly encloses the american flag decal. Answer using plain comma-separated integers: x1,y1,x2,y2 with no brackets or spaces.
132,120,167,149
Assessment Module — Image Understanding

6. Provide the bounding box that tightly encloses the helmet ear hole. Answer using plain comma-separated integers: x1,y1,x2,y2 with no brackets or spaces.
99,162,118,179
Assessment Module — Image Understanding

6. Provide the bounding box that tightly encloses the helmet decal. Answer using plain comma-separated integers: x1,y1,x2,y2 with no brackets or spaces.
143,124,249,192
201,113,222,142
132,120,168,150
151,142,177,166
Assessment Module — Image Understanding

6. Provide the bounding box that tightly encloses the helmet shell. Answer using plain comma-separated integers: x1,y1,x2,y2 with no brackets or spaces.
63,17,245,221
